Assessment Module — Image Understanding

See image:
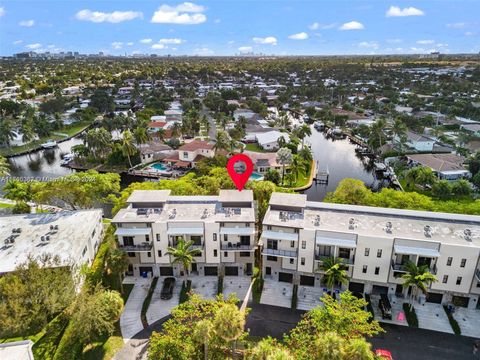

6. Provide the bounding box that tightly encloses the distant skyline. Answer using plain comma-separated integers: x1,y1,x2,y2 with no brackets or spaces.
0,0,479,56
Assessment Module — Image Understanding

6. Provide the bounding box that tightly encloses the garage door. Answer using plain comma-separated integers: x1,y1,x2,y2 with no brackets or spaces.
349,282,365,293
427,292,443,304
300,275,315,286
371,285,389,295
204,266,218,276
139,266,153,275
452,295,470,308
160,267,174,276
278,272,293,283
225,266,239,276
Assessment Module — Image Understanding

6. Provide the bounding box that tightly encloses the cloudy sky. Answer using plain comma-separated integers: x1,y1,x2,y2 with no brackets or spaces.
0,0,479,56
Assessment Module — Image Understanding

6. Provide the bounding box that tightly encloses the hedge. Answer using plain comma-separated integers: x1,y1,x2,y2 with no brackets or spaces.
365,294,375,323
52,320,83,360
291,284,298,310
141,277,159,328
179,280,192,304
252,277,264,303
403,303,419,328
217,275,224,295
32,312,69,360
443,306,461,335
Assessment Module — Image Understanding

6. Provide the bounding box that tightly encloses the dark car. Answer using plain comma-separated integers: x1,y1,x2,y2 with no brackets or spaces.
160,277,176,300
379,294,392,319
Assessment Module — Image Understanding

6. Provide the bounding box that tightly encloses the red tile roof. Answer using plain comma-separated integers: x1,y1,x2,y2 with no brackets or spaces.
179,140,214,151
148,121,167,128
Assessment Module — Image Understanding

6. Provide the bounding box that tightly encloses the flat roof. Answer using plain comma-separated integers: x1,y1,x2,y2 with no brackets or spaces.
0,210,102,274
219,189,253,203
0,340,34,360
127,190,171,204
269,192,307,208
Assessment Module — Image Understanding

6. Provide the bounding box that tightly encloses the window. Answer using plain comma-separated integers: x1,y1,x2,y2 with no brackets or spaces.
128,252,135,258
456,277,462,285
156,234,161,241
267,256,277,261
213,233,217,241
267,239,278,250
82,246,87,257
477,282,480,288
240,236,250,246
301,241,306,250
214,249,218,257
123,236,134,247
224,234,228,242
224,252,228,257
362,265,367,273
183,151,188,158
294,228,299,234
240,252,250,257
290,241,295,248
301,257,305,266
245,223,250,227
289,258,294,264
145,235,150,242
443,275,448,283
374,267,380,275
447,257,453,266
460,259,466,268
318,245,332,257
147,252,151,258
191,236,202,245
157,250,162,257
267,226,272,230
364,248,370,257
377,249,382,258
338,248,350,259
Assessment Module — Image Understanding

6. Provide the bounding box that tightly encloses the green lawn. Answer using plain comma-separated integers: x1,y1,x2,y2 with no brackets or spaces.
245,143,267,153
0,202,14,209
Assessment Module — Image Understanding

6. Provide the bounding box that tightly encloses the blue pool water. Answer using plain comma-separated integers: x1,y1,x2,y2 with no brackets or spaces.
151,163,168,171
249,172,264,181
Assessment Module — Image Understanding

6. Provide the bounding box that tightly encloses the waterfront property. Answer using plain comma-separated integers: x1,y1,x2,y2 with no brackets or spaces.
0,210,103,274
111,190,257,278
163,140,215,168
406,153,471,181
261,192,480,310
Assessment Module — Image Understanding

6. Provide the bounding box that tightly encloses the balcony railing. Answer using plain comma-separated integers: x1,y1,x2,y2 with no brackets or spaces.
475,269,480,282
221,243,255,251
391,260,437,274
169,241,204,249
262,248,297,258
315,254,355,265
119,243,153,252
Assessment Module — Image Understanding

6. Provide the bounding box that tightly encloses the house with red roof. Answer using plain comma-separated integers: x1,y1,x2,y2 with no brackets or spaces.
164,140,215,168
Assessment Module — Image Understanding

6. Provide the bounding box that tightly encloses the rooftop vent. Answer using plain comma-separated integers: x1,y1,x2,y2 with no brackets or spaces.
424,225,432,237
314,215,320,227
169,208,177,219
201,208,208,219
279,211,288,222
349,218,356,230
385,221,393,234
137,208,148,216
464,228,472,241
4,236,15,245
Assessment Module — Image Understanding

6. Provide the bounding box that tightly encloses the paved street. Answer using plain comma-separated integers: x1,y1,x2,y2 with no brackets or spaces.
200,104,217,140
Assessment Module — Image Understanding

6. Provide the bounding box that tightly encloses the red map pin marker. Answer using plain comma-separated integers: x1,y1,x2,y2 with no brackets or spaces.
227,154,253,191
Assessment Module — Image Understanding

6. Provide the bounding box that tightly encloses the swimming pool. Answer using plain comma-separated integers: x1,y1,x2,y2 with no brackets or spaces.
151,162,168,171
249,172,264,181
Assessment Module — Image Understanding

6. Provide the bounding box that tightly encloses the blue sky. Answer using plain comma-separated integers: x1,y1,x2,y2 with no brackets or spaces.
0,0,479,56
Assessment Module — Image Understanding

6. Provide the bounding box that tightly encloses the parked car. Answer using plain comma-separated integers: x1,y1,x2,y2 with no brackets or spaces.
160,277,176,300
379,294,392,319
376,349,393,360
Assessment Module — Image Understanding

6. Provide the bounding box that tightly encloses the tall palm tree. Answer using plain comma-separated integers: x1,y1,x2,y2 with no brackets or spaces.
121,130,137,168
213,303,246,358
156,128,166,142
368,118,387,153
133,126,149,145
214,131,230,153
402,261,437,310
0,120,16,147
276,147,293,185
193,319,213,360
298,124,312,149
0,156,10,176
321,257,348,294
391,118,407,152
105,248,129,294
290,155,307,182
166,238,201,283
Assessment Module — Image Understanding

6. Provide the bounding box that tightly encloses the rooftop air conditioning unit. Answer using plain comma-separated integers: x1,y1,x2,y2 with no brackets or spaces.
314,215,320,226
349,218,355,230
464,228,472,241
424,225,432,237
385,221,393,234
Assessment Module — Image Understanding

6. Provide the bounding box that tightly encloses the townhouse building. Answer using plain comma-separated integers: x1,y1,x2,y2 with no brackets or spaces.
261,193,480,310
112,190,257,278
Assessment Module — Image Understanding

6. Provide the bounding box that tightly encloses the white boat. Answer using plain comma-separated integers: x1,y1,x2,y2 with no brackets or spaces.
41,140,57,149
332,127,343,136
60,153,74,165
314,121,324,130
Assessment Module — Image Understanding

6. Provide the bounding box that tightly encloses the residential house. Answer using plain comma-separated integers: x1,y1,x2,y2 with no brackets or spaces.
256,131,290,151
406,153,471,180
395,130,435,152
164,140,214,168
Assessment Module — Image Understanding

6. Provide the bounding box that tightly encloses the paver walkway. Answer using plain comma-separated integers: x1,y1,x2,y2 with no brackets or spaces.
260,279,292,308
120,277,152,342
146,278,181,326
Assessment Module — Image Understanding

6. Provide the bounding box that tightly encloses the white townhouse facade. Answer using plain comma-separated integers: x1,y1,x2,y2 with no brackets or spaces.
261,193,480,310
112,190,257,278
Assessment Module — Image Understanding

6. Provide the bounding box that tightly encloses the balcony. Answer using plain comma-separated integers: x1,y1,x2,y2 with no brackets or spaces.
262,248,297,258
391,260,437,274
221,243,255,251
314,254,355,265
119,242,152,252
476,269,480,282
169,241,204,250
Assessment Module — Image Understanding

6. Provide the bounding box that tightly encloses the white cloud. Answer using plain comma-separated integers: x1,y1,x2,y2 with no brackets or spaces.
111,42,123,49
417,39,435,45
339,21,364,30
152,43,166,49
227,40,235,45
214,18,220,24
13,40,23,45
140,38,152,44
151,2,206,25
358,41,379,49
288,32,308,40
126,42,134,46
0,7,5,18
25,43,42,50
309,22,336,30
386,38,403,44
19,20,35,27
447,22,466,29
465,31,474,36
194,47,214,55
238,46,253,53
386,6,424,17
75,9,142,23
158,38,184,44
252,36,277,45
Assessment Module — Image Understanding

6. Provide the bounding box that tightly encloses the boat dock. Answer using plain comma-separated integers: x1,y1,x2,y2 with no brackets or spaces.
313,162,329,184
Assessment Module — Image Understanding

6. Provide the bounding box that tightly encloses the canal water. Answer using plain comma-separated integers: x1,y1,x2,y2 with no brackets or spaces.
3,127,381,202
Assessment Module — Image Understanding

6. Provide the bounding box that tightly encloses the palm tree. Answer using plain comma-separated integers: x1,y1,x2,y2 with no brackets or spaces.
391,118,407,152
214,130,230,153
213,303,246,358
0,120,16,147
368,118,387,153
290,155,307,182
0,156,10,176
276,147,293,185
193,319,213,360
298,124,312,149
166,238,201,283
401,261,437,310
105,248,129,294
321,257,348,294
156,128,166,142
171,122,181,138
133,126,149,145
121,130,137,168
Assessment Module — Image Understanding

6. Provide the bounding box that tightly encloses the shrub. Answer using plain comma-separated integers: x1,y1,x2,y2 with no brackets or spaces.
365,294,375,322
252,276,264,303
443,306,461,335
402,303,418,328
141,277,159,328
12,201,30,214
217,275,224,295
291,284,298,310
179,280,192,304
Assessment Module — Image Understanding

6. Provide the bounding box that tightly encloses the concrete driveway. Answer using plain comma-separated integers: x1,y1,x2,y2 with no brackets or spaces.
260,279,292,308
453,307,480,338
190,276,218,299
415,302,453,334
223,276,251,302
119,277,152,342
146,277,181,326
296,286,324,311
